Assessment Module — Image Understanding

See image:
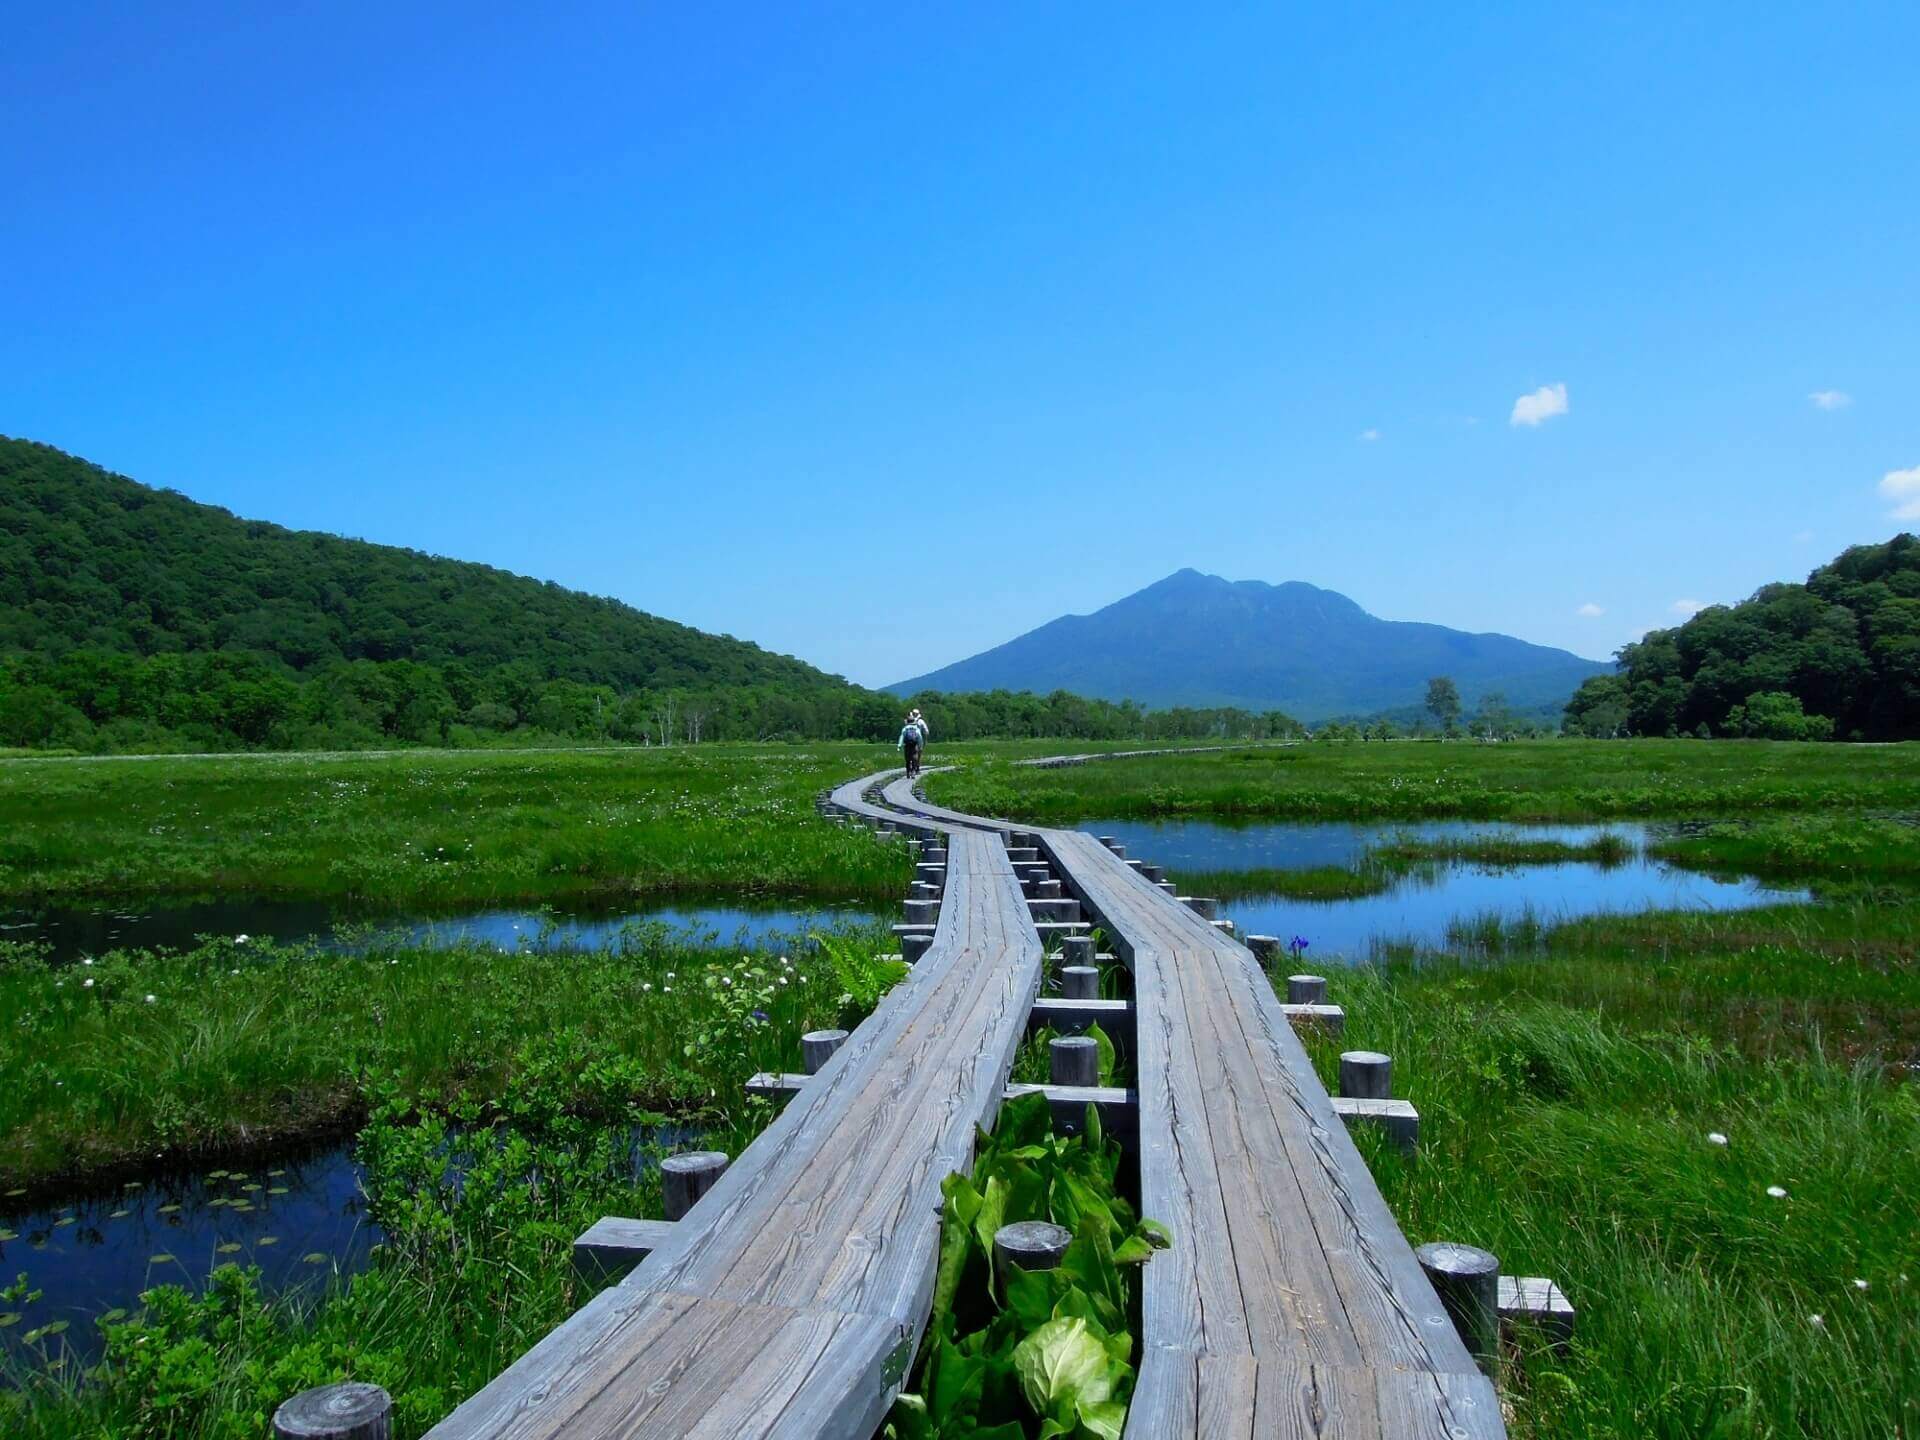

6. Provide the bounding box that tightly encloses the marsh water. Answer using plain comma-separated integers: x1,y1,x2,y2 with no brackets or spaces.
0,896,888,964
2,816,1806,1366
1083,817,1807,958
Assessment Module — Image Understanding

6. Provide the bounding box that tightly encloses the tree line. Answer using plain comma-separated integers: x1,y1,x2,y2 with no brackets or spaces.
1563,534,1918,740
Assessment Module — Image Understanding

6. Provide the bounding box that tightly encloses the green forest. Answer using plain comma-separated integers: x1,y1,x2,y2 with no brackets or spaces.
0,438,1295,753
1564,535,1919,740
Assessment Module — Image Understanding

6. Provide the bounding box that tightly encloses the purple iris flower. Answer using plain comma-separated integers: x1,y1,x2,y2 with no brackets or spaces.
750,1008,771,1024
1288,936,1310,956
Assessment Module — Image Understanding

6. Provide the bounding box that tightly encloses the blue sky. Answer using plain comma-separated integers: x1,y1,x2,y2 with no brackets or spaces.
4,3,1915,688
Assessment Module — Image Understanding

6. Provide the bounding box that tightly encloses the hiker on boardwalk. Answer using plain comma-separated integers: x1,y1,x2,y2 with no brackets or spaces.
899,711,928,776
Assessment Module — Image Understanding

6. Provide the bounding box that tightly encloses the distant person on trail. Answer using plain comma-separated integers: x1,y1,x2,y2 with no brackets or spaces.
900,712,927,776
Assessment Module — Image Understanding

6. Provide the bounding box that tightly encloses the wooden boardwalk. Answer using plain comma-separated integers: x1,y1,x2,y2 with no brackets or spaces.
423,760,1505,1440
425,807,1041,1439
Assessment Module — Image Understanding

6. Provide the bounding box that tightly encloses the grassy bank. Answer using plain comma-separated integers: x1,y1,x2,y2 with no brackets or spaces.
927,738,1920,822
0,744,916,906
1286,896,1919,1439
0,922,902,1193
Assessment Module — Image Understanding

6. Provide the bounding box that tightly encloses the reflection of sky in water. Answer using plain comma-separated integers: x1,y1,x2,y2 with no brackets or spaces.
0,898,886,964
1084,818,1807,961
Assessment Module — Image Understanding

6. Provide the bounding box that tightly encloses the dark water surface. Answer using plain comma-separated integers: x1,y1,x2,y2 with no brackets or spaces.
0,897,887,963
1084,817,1808,959
0,1139,373,1369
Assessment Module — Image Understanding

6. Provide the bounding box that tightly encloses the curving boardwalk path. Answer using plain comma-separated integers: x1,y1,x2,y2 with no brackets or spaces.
425,758,1504,1440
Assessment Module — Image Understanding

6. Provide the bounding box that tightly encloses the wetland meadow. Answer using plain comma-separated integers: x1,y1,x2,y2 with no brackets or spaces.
1,738,1915,1438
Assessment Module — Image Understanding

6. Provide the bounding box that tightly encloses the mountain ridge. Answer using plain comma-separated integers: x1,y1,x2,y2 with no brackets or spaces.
890,568,1610,719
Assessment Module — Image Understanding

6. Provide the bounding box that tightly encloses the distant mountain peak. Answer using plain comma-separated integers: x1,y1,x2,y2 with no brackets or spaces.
890,570,1607,720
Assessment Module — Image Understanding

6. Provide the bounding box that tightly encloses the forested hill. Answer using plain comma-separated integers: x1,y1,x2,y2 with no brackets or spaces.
0,437,841,692
1564,534,1920,740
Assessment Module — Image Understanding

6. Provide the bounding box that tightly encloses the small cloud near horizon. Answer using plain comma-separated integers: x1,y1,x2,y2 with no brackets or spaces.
1575,602,1605,617
1510,382,1569,427
1670,598,1707,618
1881,466,1920,520
1809,390,1852,411
1359,428,1381,442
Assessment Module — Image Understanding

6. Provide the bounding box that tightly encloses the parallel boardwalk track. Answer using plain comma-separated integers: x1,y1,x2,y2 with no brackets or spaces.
425,759,1504,1440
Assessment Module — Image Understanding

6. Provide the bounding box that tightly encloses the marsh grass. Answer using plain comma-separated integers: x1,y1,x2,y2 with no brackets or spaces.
928,739,1920,823
1281,895,1920,1438
0,921,904,1193
0,744,914,905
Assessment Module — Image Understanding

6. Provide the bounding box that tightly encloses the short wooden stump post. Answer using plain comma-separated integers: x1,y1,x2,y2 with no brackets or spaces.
1034,878,1062,900
273,1382,392,1440
994,1220,1072,1275
902,932,934,965
1061,934,1094,967
1287,974,1328,1004
1184,896,1219,920
1154,880,1178,896
1061,965,1100,1000
1339,1051,1392,1099
1245,935,1280,965
923,845,947,865
802,1029,849,1074
1416,1241,1501,1369
903,898,939,925
661,1151,728,1221
1140,864,1166,883
1050,1035,1100,1086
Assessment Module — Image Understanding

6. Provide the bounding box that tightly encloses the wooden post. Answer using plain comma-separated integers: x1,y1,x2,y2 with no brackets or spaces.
1061,965,1100,1000
661,1151,728,1221
1140,864,1166,883
1245,935,1280,965
994,1220,1072,1275
1050,1036,1099,1086
902,933,934,965
1287,974,1327,1004
802,1029,849,1074
1339,1051,1392,1099
910,881,938,900
1061,934,1094,967
272,1383,392,1440
1416,1241,1501,1368
1184,896,1219,919
1154,880,1178,896
923,845,947,865
903,898,939,925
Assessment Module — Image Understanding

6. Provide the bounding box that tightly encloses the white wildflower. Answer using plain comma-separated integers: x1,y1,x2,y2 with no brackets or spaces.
1767,1185,1788,1198
144,994,157,1004
1809,1313,1824,1328
83,977,95,988
1853,1278,1869,1291
1706,1132,1728,1146
82,958,94,966
641,983,653,992
235,934,250,945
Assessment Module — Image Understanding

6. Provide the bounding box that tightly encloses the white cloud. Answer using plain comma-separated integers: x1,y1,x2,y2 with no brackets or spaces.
1575,602,1605,617
1510,382,1569,427
1809,390,1852,411
1670,598,1707,618
1359,428,1381,442
1881,465,1920,520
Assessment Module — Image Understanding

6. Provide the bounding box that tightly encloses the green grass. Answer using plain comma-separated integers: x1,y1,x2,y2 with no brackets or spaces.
1284,896,1920,1439
1653,814,1920,883
0,744,916,906
927,738,1920,822
0,922,903,1193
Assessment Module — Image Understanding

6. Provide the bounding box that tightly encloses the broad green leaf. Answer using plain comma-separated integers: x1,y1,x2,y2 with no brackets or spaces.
1080,1399,1130,1439
1013,1316,1118,1418
1086,1022,1116,1085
